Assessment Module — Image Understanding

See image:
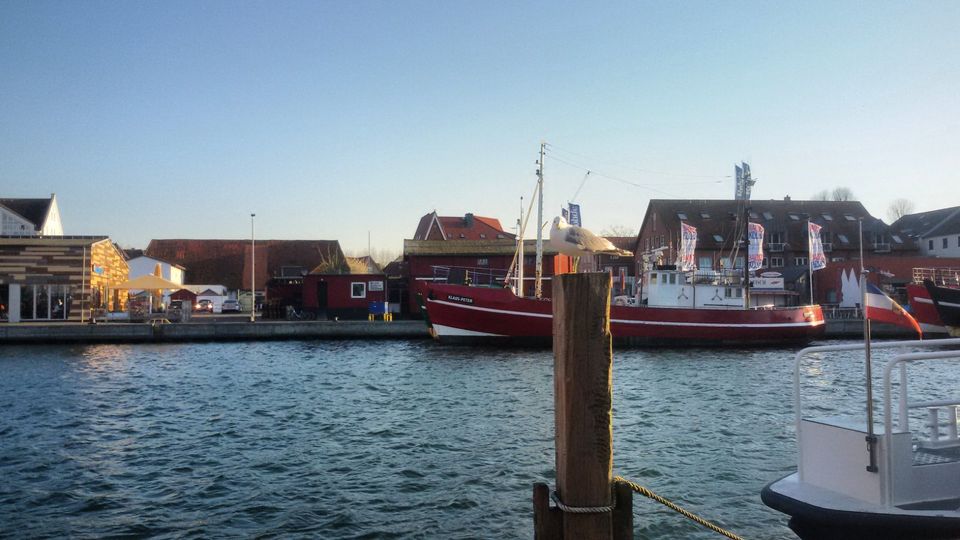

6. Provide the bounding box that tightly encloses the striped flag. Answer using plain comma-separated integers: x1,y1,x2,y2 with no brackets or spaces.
865,283,922,336
808,222,826,271
679,222,697,271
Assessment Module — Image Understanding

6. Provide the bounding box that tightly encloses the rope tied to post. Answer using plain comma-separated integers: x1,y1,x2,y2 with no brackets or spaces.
550,489,616,514
613,476,744,540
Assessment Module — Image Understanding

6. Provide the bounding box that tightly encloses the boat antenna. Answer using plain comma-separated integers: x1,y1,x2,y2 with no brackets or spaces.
535,141,545,298
860,217,879,472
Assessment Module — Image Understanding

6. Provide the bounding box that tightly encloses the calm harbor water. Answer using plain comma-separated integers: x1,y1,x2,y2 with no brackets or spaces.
1,339,953,539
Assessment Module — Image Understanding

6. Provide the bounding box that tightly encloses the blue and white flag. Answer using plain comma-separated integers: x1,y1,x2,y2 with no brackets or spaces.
748,222,764,271
808,222,827,271
568,203,581,227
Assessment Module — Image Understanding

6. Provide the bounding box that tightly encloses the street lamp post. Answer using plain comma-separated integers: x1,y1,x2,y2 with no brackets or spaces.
250,213,256,323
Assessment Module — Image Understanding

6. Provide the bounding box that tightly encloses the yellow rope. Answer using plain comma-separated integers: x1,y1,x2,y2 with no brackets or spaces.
613,476,744,540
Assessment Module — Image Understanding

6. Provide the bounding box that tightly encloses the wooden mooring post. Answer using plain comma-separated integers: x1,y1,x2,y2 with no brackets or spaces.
534,272,633,539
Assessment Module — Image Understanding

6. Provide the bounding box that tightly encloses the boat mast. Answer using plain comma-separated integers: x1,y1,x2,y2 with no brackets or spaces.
517,197,524,297
535,141,545,299
743,205,751,308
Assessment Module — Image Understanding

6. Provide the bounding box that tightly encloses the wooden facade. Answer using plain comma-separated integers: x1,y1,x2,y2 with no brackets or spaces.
0,236,129,322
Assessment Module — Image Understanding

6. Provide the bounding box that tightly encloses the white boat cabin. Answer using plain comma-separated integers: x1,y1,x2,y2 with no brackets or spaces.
636,267,795,309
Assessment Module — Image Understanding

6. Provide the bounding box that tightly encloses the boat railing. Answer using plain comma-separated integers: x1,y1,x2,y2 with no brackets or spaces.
820,304,862,320
913,267,960,286
430,265,509,287
688,269,744,286
794,338,960,504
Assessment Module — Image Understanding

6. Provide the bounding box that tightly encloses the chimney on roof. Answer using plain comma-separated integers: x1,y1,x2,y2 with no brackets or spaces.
464,213,474,227
784,195,791,201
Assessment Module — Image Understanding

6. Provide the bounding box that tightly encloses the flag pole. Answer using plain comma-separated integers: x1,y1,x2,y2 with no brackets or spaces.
860,218,878,472
807,219,814,306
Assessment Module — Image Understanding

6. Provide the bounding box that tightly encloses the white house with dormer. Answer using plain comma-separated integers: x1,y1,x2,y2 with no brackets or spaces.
0,194,63,236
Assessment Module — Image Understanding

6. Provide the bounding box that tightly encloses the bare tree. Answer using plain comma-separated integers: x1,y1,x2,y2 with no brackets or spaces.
887,198,915,222
831,187,855,201
811,189,830,200
600,224,638,238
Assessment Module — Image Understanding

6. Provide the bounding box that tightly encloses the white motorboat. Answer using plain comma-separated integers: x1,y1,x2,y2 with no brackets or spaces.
762,338,960,539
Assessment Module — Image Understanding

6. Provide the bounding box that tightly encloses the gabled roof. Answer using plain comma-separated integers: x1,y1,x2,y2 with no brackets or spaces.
413,211,515,241
638,199,908,252
0,197,53,231
146,239,346,290
892,206,960,239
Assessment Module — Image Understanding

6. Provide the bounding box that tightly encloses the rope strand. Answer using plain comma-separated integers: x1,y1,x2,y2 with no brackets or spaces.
613,476,745,540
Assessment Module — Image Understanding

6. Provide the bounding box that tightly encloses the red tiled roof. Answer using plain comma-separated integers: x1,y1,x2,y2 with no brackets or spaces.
146,239,345,290
413,211,515,241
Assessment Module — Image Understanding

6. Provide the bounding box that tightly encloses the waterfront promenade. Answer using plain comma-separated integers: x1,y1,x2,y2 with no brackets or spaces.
0,319,918,344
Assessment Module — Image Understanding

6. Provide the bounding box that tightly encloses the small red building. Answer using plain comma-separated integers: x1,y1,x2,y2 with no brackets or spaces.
303,256,387,319
403,211,573,315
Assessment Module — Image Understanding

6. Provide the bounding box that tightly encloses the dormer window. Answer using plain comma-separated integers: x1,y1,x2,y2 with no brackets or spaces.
763,211,773,220
479,234,486,239
713,234,724,242
677,212,688,220
700,212,710,219
822,213,833,221
837,234,850,244
789,213,800,221
844,214,856,221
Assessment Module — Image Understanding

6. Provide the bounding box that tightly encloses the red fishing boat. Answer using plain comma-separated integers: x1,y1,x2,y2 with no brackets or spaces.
419,267,825,346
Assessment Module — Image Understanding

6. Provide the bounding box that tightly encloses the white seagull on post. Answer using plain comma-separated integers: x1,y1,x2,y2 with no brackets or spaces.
549,216,633,271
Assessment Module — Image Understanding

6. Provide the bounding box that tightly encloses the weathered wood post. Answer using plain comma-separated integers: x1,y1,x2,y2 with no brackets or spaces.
533,272,632,539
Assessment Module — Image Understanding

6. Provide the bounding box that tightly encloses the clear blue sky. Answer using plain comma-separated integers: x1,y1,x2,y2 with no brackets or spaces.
2,1,957,257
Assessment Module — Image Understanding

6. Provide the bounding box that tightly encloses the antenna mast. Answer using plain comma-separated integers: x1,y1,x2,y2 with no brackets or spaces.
535,142,545,299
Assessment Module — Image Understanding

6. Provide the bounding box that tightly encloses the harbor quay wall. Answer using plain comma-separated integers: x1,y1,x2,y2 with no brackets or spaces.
0,319,923,344
0,320,430,344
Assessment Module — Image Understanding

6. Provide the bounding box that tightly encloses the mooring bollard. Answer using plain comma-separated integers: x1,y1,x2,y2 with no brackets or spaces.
534,272,632,539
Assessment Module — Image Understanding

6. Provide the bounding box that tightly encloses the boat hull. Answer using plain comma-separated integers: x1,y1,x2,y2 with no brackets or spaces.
925,280,960,337
763,474,960,540
907,283,948,334
421,283,825,346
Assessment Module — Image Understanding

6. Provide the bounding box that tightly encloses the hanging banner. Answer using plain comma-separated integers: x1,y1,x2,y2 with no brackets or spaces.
808,222,827,271
679,222,697,271
748,222,765,271
568,203,582,227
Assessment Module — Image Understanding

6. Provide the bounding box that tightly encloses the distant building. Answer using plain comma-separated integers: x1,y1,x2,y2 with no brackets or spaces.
404,211,572,315
596,236,639,297
0,236,128,322
145,239,346,294
126,254,186,285
0,194,64,236
891,206,960,258
637,199,919,304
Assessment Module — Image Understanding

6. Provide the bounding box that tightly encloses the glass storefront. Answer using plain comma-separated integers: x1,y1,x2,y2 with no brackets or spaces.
18,284,73,320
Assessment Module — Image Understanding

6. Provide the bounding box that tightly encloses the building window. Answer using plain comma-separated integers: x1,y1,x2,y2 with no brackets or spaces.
699,256,712,269
891,235,903,244
832,257,845,262
770,231,784,244
479,234,486,239
770,257,784,268
795,256,808,266
677,212,688,220
944,238,949,249
930,239,935,250
713,234,723,242
700,212,710,219
837,234,849,244
822,213,833,221
763,211,773,220
734,257,744,269
844,214,856,221
477,258,488,266
351,282,367,299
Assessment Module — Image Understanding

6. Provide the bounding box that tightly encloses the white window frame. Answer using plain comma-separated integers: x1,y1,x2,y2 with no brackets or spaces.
351,282,367,299
770,257,784,268
795,256,808,266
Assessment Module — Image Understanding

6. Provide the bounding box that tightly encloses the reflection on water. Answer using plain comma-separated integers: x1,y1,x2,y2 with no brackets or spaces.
0,340,955,538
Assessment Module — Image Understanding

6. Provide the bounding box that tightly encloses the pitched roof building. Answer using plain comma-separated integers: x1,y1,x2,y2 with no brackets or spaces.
0,194,63,236
145,239,346,290
637,198,919,303
891,206,960,257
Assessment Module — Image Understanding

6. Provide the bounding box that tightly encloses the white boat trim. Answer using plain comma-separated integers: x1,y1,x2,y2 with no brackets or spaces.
428,298,553,319
913,297,934,305
431,323,503,337
429,298,824,328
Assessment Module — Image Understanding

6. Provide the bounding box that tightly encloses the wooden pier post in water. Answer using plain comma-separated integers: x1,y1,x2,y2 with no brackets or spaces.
533,272,631,539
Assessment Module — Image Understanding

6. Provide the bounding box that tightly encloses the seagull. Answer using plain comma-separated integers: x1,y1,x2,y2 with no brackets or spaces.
549,216,633,271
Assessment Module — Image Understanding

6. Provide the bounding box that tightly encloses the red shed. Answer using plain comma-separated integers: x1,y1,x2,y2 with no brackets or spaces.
304,256,387,320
